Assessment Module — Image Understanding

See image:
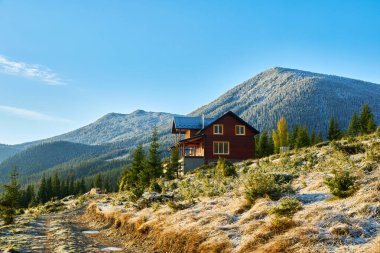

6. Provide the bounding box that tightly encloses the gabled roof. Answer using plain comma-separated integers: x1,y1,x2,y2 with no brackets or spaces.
172,116,217,133
199,111,260,135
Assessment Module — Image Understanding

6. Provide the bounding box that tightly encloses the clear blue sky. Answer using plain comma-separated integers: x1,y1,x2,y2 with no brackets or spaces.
0,0,379,144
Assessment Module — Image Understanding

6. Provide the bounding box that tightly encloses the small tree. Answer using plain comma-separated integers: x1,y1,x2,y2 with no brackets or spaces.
295,127,310,148
37,174,48,204
324,169,357,198
145,127,162,181
359,104,376,134
0,167,21,224
215,157,236,177
256,130,274,158
272,116,288,152
310,129,316,145
328,117,342,141
167,146,180,179
347,111,360,136
95,174,103,189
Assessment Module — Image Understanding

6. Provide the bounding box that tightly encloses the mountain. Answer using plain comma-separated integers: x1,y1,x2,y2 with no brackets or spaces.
1,67,379,185
0,141,108,184
190,67,380,135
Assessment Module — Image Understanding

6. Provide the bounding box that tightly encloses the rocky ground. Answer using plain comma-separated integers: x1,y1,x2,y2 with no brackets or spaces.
0,202,130,252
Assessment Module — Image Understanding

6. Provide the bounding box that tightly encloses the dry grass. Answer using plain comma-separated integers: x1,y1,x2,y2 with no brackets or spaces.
83,134,380,253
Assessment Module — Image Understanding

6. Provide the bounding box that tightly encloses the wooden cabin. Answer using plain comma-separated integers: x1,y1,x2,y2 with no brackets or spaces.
171,111,259,172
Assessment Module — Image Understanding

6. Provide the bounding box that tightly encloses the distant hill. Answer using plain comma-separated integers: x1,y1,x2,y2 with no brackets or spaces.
1,67,379,185
190,67,380,135
0,141,107,184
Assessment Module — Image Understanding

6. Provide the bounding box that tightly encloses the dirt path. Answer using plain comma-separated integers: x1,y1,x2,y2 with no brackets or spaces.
0,205,130,252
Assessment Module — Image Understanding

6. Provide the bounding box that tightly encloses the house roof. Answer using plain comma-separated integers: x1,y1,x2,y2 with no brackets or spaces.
172,116,217,133
172,111,260,135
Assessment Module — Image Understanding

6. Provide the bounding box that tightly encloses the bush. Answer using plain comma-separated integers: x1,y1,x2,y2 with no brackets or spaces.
324,169,358,198
167,200,192,212
376,126,380,137
215,158,237,177
269,216,296,231
149,181,162,193
331,142,366,155
245,170,294,203
268,198,302,218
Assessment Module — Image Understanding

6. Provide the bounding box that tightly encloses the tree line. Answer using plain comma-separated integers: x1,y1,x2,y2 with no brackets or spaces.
256,104,377,158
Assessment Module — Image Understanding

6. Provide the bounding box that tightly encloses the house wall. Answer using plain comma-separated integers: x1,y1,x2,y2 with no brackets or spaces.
185,129,198,139
203,114,256,162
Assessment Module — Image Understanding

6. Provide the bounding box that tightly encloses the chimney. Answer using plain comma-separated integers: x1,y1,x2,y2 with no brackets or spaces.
202,114,205,129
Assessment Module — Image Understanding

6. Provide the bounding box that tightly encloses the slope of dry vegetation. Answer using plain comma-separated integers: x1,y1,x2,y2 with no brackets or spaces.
86,134,380,253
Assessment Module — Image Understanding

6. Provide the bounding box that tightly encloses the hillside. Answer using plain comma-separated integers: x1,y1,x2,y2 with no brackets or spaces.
190,67,380,135
83,133,380,252
1,67,379,184
0,141,108,184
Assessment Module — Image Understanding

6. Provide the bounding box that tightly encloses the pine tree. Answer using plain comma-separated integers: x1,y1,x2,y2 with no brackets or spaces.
256,130,274,158
46,176,53,201
0,167,21,224
317,131,323,143
146,127,162,180
310,129,316,145
167,146,180,179
119,144,146,193
288,125,300,149
37,174,48,203
52,172,61,199
79,178,86,194
94,174,103,190
295,127,311,148
328,117,342,141
347,111,359,136
359,104,375,134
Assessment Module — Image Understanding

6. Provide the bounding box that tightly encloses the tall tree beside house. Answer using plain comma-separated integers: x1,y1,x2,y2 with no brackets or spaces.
348,111,360,136
328,117,342,141
359,104,376,134
167,146,180,179
146,127,162,180
0,167,21,224
272,116,289,152
256,130,274,158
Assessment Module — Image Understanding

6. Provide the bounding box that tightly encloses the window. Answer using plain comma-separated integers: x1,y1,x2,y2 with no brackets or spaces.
235,125,246,135
213,141,229,155
213,124,223,135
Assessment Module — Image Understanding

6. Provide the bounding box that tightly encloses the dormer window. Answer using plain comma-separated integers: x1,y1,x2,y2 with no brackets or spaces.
235,125,245,135
213,124,223,135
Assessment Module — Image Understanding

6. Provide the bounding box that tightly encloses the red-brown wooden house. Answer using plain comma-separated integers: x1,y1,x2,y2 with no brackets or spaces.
171,111,259,172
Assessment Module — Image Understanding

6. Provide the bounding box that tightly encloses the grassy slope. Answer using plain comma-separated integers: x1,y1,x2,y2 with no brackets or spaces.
86,134,380,253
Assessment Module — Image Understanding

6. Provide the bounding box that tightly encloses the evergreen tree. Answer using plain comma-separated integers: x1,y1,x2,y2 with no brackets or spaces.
20,185,36,208
359,104,375,134
317,131,323,143
145,127,162,180
347,111,360,136
52,172,61,198
0,167,21,224
119,144,146,196
37,174,48,203
328,117,342,141
79,178,86,194
69,176,75,194
295,127,311,148
167,146,180,179
256,130,274,158
95,174,103,190
288,125,300,149
46,176,53,201
310,129,316,145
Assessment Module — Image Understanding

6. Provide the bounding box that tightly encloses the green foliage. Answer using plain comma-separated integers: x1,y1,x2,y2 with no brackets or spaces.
167,200,192,212
244,169,294,204
328,117,342,141
324,169,358,198
146,127,163,180
268,198,302,218
359,104,376,134
166,146,180,179
0,167,21,224
294,126,310,148
149,181,162,193
331,142,366,155
256,129,274,158
347,111,360,136
215,157,236,177
376,126,380,137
